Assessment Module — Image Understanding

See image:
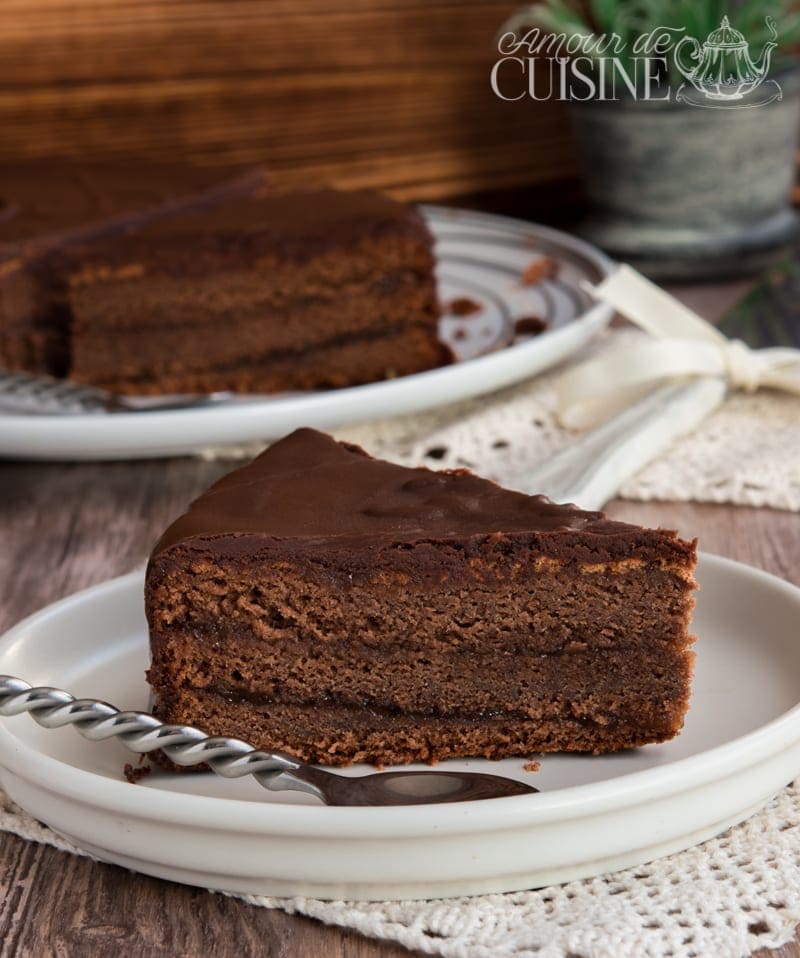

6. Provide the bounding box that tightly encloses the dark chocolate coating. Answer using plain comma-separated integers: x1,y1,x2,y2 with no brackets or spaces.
152,428,690,560
0,168,271,266
62,188,432,274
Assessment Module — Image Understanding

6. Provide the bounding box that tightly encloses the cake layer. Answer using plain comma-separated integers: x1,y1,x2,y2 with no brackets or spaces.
73,324,447,394
68,259,434,335
152,638,692,727
69,309,436,386
155,690,688,766
67,258,438,386
66,224,433,301
148,557,694,717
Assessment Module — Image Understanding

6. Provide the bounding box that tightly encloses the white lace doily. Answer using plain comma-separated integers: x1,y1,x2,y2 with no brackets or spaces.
200,329,800,512
3,780,800,958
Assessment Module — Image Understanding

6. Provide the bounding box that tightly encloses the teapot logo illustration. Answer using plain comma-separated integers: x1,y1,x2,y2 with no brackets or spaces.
674,16,782,107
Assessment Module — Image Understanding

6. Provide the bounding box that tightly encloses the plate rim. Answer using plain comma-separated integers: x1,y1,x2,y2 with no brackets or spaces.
1,552,800,838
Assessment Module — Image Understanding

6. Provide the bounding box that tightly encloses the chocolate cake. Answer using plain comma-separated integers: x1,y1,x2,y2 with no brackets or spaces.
145,429,698,767
1,177,447,394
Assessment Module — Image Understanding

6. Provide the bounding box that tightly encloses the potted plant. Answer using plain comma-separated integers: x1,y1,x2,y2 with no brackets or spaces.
500,1,800,278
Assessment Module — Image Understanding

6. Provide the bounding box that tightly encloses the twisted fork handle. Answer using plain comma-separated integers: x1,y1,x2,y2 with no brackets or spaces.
0,675,301,790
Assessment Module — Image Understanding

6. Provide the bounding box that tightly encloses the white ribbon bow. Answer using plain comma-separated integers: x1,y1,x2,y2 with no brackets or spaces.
558,264,800,429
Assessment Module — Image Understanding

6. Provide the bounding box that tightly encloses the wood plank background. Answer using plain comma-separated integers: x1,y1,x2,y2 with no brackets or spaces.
0,0,577,200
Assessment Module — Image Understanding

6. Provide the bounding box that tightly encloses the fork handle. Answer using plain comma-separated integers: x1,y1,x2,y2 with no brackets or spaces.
0,675,322,797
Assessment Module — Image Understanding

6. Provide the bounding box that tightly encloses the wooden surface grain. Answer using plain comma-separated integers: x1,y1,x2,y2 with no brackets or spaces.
0,0,576,201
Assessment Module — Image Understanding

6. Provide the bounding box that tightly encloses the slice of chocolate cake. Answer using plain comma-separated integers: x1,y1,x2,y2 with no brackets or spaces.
145,429,697,767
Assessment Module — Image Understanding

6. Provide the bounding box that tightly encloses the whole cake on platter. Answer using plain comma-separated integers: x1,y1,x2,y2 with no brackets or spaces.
0,172,448,395
145,428,698,767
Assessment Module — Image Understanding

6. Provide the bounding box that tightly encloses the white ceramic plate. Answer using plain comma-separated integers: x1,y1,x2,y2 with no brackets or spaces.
1,554,800,900
0,207,613,461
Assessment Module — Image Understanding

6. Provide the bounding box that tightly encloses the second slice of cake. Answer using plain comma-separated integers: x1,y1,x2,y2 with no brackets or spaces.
146,429,698,766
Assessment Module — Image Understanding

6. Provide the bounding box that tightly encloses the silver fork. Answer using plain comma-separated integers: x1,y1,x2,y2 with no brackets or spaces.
0,371,235,415
0,676,537,806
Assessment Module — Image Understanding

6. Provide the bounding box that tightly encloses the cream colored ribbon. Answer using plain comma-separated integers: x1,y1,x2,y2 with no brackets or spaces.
558,264,800,429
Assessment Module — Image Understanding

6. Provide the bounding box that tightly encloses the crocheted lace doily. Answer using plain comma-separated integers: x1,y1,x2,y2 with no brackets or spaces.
200,329,800,512
2,780,800,958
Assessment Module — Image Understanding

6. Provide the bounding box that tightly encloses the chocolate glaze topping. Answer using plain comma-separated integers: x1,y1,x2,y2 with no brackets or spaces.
65,189,431,272
130,188,421,240
153,428,666,556
0,166,270,259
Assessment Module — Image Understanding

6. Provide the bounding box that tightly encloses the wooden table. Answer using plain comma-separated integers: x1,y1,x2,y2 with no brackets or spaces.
1,283,798,957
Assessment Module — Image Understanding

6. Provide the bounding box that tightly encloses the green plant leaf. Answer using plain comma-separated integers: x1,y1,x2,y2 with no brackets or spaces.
774,11,800,44
732,0,777,31
589,0,620,32
517,0,593,35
